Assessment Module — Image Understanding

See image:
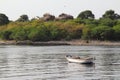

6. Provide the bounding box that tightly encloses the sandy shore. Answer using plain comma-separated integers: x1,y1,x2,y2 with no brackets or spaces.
0,40,120,46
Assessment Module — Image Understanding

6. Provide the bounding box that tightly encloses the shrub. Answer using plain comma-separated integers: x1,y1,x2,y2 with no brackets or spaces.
0,30,12,40
10,27,28,41
91,26,114,40
113,25,120,40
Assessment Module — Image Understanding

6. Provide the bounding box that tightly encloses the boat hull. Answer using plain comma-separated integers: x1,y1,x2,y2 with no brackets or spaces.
65,55,93,64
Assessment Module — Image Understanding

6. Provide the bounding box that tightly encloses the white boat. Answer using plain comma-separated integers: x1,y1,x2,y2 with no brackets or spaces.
65,55,94,64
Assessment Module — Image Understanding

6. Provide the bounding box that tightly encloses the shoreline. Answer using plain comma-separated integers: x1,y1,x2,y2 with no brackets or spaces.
0,40,120,46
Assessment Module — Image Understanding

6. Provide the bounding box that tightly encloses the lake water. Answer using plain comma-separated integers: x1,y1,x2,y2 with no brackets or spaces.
0,45,120,80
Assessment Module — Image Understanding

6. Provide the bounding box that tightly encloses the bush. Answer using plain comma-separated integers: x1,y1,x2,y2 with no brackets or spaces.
10,27,28,41
99,18,117,27
91,26,114,40
0,30,12,40
82,27,91,40
113,25,120,40
28,26,49,41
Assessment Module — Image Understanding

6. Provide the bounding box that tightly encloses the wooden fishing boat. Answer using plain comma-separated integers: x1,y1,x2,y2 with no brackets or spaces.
65,55,94,64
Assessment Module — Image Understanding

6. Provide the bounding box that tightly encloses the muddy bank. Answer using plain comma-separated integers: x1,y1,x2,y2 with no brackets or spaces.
0,40,120,46
0,40,70,45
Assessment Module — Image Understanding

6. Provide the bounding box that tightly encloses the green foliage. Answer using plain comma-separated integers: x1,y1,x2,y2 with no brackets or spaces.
16,14,29,22
28,28,44,41
99,18,117,27
28,26,50,41
102,10,120,20
91,26,114,40
72,18,85,24
10,27,28,41
82,27,91,40
0,10,120,41
0,13,9,26
50,26,66,40
113,25,120,40
77,10,94,19
0,30,12,40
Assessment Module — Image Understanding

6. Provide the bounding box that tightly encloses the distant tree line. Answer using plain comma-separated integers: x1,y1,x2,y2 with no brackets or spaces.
0,10,120,41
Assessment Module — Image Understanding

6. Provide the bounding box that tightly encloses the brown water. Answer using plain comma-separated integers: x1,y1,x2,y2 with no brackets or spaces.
0,45,120,80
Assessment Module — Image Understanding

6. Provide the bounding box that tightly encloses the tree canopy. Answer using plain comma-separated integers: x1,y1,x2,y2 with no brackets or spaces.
16,14,29,22
0,13,9,26
77,10,94,19
102,10,120,20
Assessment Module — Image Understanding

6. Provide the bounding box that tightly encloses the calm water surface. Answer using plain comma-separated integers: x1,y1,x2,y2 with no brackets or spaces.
0,45,120,80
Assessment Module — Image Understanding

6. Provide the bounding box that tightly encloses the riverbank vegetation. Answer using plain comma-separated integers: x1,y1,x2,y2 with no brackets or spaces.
0,10,120,41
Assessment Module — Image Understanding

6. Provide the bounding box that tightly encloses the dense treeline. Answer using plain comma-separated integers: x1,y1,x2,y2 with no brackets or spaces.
0,10,120,41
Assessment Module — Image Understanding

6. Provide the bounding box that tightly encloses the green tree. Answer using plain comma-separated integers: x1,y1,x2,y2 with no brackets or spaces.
16,14,29,22
77,10,94,19
0,13,9,26
102,10,120,20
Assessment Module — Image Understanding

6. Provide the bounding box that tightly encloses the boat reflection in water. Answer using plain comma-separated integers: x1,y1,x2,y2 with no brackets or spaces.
66,61,95,80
